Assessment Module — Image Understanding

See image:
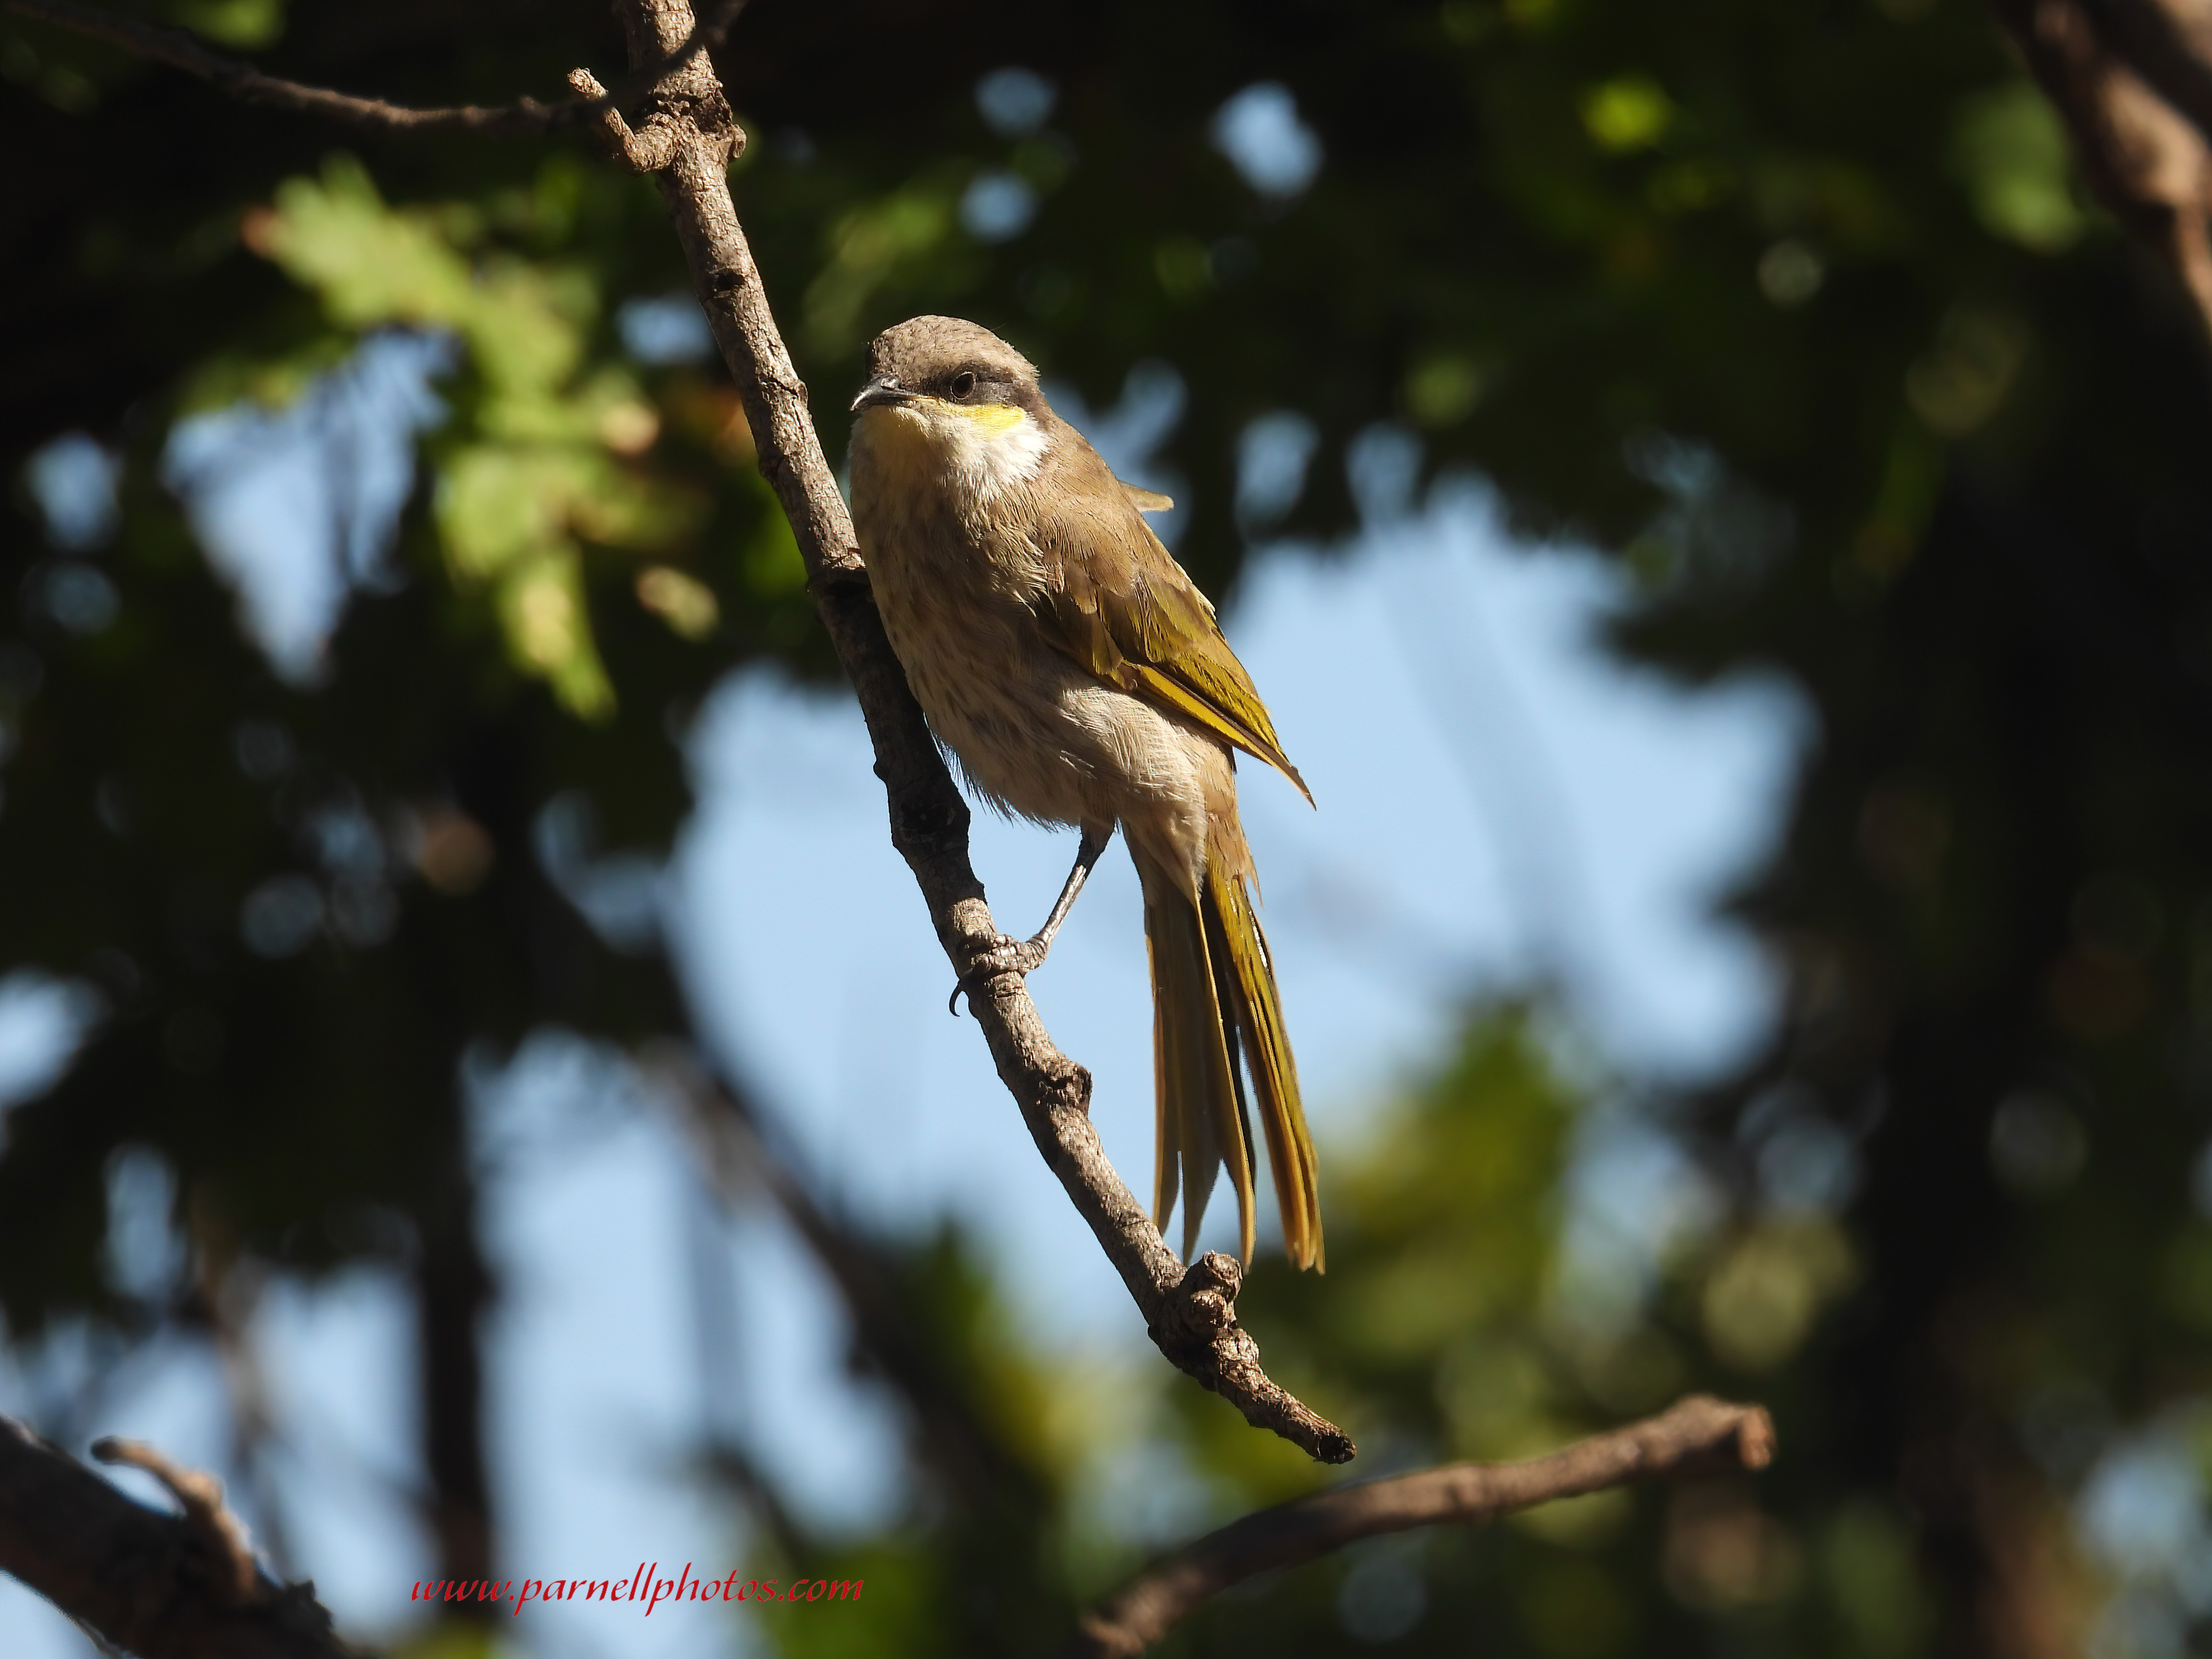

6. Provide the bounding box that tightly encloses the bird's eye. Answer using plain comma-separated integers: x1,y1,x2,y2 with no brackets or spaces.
950,371,977,399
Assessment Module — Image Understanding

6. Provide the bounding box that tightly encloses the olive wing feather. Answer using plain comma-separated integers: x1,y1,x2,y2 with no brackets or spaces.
1030,464,1312,804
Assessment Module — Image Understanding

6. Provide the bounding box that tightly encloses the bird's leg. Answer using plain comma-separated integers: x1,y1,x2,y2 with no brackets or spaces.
951,822,1115,1015
1024,820,1114,961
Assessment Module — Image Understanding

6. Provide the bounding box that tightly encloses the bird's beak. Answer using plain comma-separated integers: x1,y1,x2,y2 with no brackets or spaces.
850,375,910,413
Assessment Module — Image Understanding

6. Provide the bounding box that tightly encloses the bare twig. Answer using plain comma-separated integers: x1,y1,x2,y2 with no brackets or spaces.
0,1418,353,1659
90,1437,264,1605
1992,0,2212,331
1064,1395,1776,1658
567,66,728,173
583,0,1353,1464
0,0,746,136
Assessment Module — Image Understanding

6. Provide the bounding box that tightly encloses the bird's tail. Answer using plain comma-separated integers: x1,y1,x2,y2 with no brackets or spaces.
1134,839,1323,1272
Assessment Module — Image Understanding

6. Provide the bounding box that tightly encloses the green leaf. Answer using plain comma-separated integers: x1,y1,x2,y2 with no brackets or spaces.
496,547,614,721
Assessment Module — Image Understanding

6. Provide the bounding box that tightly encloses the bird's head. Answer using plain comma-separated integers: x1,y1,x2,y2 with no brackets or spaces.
850,316,1054,503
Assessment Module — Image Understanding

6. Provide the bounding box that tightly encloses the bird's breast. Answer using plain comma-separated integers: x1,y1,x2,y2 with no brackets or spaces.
850,408,1210,837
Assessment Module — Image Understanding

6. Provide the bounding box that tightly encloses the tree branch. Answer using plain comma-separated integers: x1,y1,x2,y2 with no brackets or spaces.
0,1417,354,1659
1063,1395,1776,1658
0,0,746,136
582,0,1353,1464
4,0,1350,1468
2092,0,2212,154
1991,0,2212,332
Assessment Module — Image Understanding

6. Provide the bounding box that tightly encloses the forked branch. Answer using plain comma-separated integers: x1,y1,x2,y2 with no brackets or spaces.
1065,1395,1776,1658
0,0,747,136
0,1418,351,1659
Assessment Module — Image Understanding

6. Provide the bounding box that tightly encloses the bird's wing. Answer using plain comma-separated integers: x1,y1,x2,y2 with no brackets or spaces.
1031,456,1311,804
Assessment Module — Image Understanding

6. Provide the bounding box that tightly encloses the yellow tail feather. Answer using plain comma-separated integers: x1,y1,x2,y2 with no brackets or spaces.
1135,844,1322,1272
1204,857,1322,1271
1138,848,1253,1263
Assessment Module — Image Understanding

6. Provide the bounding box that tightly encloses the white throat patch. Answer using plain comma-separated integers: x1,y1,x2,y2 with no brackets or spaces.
853,399,1053,517
938,403,1049,504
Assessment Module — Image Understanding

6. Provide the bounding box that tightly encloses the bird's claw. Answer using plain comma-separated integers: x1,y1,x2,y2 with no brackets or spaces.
948,935,1048,1016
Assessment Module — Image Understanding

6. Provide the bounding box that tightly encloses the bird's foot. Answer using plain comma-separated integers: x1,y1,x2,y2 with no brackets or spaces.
948,934,1050,1016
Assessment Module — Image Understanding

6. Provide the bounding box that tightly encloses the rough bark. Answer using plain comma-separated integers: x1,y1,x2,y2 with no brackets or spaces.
574,0,1355,1463
1063,1395,1777,1658
0,1419,354,1659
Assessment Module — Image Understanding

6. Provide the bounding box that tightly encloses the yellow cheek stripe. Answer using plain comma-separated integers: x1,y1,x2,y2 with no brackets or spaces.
908,396,1026,434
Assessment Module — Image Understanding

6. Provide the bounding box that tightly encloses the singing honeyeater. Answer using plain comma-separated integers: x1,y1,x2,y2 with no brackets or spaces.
847,315,1321,1272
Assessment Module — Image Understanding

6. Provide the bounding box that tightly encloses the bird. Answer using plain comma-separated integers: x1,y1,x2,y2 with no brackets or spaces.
846,314,1322,1272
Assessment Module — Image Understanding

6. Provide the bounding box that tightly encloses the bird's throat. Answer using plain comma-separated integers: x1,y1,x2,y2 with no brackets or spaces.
856,401,1048,509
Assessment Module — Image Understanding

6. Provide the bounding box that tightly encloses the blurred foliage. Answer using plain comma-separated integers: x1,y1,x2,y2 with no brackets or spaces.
7,0,2212,1654
1165,1009,1867,1657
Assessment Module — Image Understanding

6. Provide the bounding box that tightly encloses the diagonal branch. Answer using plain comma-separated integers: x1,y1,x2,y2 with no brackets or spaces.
1063,1395,1776,1658
1991,0,2212,332
583,0,1353,1464
0,1417,355,1659
8,0,1351,1467
2090,0,2212,152
0,0,746,136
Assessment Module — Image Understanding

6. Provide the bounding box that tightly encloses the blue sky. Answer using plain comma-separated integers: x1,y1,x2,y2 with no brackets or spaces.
0,347,1805,1656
